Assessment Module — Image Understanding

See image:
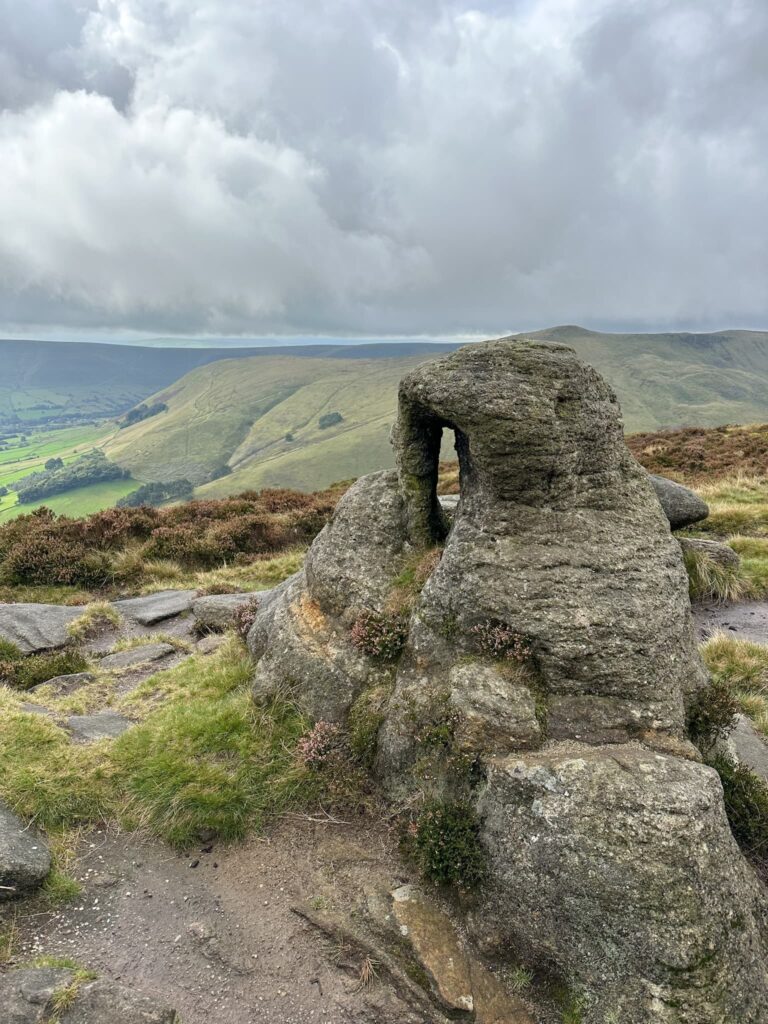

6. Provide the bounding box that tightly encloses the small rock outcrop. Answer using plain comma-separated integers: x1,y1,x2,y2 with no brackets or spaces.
0,803,51,898
66,711,132,743
649,473,709,529
192,592,260,632
0,968,178,1023
248,338,768,1021
112,590,197,626
99,643,175,671
0,603,83,654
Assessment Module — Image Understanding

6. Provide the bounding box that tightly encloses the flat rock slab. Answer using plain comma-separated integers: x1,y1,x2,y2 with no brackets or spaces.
192,592,256,631
726,714,768,783
0,603,83,654
67,711,132,743
0,967,179,1023
30,672,95,694
99,643,175,671
0,803,51,899
391,884,474,1013
390,884,534,1021
112,590,197,626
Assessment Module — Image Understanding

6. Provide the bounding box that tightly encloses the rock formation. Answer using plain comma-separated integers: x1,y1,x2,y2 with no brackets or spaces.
248,337,768,1022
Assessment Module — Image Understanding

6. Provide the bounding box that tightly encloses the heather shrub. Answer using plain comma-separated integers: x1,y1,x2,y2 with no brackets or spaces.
686,679,739,753
232,597,261,642
471,620,531,661
0,483,342,587
350,610,408,661
408,800,485,888
295,720,369,810
710,753,768,874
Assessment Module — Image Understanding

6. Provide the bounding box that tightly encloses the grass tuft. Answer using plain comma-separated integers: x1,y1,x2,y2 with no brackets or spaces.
682,546,752,603
0,646,91,692
67,601,121,642
701,633,768,738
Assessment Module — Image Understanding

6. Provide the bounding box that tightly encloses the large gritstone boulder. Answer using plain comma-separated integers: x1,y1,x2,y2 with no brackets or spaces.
247,338,768,1021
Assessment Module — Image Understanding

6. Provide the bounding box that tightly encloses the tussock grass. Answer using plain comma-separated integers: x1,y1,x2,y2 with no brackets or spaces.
701,633,768,737
682,546,752,603
67,601,121,642
0,640,313,848
0,644,92,692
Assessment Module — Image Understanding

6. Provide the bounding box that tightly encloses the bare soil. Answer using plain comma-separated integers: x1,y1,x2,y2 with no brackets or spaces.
6,817,437,1024
693,600,768,644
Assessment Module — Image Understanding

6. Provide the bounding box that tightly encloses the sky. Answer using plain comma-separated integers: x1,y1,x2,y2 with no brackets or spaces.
0,0,766,341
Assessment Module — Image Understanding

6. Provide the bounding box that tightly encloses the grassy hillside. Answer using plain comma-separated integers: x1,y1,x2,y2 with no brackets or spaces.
106,354,429,494
104,327,768,496
0,338,459,429
528,326,768,430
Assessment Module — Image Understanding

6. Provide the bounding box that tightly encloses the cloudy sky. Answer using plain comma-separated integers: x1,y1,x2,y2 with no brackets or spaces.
0,0,766,340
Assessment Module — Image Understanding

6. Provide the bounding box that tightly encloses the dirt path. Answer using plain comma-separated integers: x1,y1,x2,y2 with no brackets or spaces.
6,818,437,1024
692,600,768,644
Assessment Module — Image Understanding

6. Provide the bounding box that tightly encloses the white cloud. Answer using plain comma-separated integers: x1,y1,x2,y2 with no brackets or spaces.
0,0,766,335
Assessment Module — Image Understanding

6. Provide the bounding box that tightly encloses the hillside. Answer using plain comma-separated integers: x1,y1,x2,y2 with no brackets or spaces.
105,327,768,496
105,353,432,494
0,338,459,430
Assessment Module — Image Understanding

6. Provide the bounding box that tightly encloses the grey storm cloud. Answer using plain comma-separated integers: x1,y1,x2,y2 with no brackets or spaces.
0,0,766,337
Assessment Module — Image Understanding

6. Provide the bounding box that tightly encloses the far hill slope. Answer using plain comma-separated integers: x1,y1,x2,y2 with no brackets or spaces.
106,353,430,492
0,338,460,429
106,327,768,495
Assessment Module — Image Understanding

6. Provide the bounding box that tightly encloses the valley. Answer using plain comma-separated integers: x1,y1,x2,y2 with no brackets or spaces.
5,326,768,522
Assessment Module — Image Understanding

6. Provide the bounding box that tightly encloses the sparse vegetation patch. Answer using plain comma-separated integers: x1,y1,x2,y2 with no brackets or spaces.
350,610,408,661
0,643,90,691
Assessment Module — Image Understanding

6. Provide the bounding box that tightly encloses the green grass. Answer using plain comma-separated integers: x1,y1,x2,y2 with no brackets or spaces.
0,422,137,523
690,476,768,537
701,633,768,737
0,477,138,523
0,639,314,847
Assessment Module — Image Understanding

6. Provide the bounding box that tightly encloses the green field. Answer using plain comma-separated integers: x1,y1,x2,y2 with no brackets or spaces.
0,423,137,522
0,477,137,522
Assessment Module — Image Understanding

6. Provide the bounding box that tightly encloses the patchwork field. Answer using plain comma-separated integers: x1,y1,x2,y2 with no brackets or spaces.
0,424,134,522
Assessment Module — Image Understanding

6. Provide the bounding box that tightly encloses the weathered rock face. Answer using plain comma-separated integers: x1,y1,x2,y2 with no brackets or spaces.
475,744,768,1024
379,339,706,778
247,338,768,1020
0,803,51,898
248,472,408,719
192,592,259,632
